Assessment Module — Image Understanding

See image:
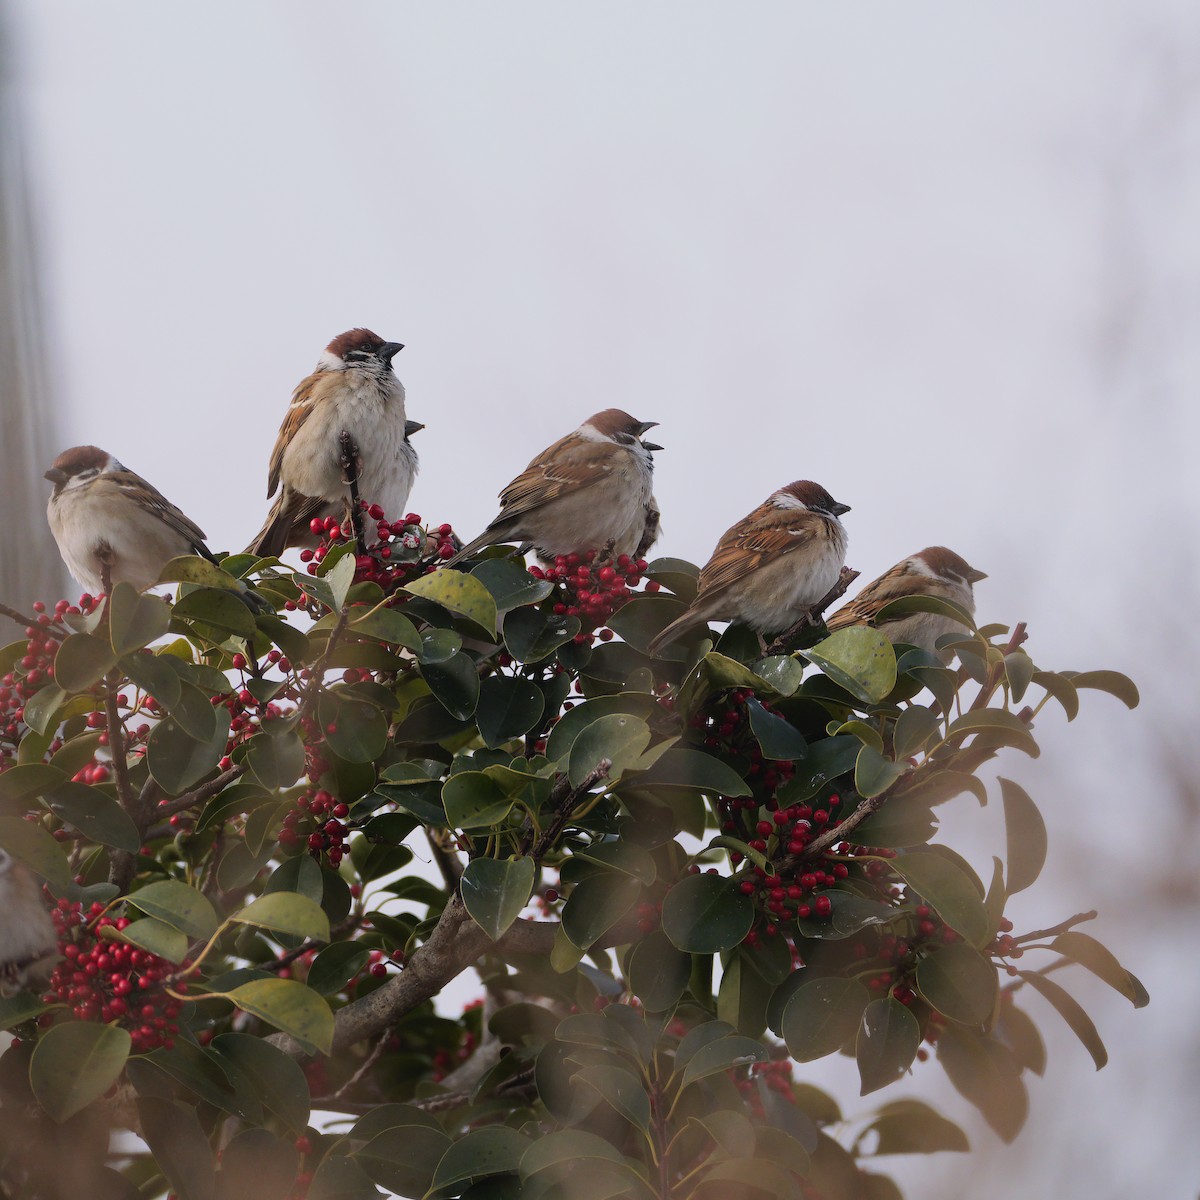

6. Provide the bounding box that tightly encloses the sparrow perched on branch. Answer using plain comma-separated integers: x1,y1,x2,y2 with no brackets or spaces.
0,849,58,996
825,546,986,660
248,329,415,557
444,408,662,566
45,445,266,609
647,480,850,655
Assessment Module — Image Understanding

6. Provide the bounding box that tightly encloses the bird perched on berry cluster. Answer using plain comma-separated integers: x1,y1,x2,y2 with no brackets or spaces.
648,480,851,655
446,408,662,566
249,328,417,557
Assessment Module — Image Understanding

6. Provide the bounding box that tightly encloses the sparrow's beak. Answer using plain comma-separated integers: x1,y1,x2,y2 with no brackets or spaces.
635,420,659,437
641,440,664,452
379,342,405,363
44,468,68,486
830,502,851,517
967,567,988,583
405,420,425,438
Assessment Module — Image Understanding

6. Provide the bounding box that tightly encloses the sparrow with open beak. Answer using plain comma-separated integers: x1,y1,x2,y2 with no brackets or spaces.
45,445,266,608
647,480,850,655
248,328,415,557
825,546,986,660
0,849,58,996
445,408,662,565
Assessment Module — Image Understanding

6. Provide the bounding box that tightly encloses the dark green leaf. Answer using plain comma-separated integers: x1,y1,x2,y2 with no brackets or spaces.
42,782,139,852
662,873,754,953
1061,669,1139,709
747,699,807,759
935,1025,1027,1142
0,991,50,1029
174,587,257,639
129,879,219,939
575,1064,651,1130
999,777,1046,895
944,710,1039,758
356,1125,452,1197
856,997,920,1095
0,762,65,807
217,1128,299,1200
122,650,183,709
890,852,990,947
470,558,553,613
421,652,480,720
442,772,516,830
569,713,651,786
893,705,940,758
21,683,67,736
862,1098,970,1155
31,1021,132,1122
319,691,388,764
606,595,688,653
245,724,304,790
1017,971,1107,1069
53,633,117,692
782,978,871,1062
0,816,72,887
777,736,861,804
430,1127,530,1195
561,873,641,950
502,606,580,664
626,930,691,1011
855,744,908,799
147,707,231,794
225,979,333,1055
138,1097,218,1200
308,942,371,995
109,582,172,654
629,748,751,798
915,943,998,1025
1049,931,1149,1008
405,571,498,633
679,1035,766,1090
113,917,189,964
461,856,535,940
475,676,545,749
644,557,700,602
212,1033,310,1133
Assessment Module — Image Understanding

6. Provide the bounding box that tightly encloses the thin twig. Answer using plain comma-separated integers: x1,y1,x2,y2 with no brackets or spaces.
0,601,65,640
152,763,246,820
328,1024,396,1103
524,759,612,859
764,567,860,656
1013,910,1097,945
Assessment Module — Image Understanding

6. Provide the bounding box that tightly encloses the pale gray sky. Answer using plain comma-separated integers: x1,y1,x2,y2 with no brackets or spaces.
8,3,1199,1195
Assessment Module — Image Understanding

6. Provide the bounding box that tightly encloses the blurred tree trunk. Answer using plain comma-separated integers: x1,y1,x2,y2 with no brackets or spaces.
0,2,63,632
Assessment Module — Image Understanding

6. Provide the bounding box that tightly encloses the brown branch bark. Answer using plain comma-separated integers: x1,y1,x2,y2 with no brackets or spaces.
764,566,860,656
0,601,64,640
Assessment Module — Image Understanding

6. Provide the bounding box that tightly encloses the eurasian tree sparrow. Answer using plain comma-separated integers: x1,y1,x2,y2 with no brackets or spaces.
647,480,850,655
445,408,662,565
45,445,265,608
248,329,415,557
825,545,986,660
0,849,58,996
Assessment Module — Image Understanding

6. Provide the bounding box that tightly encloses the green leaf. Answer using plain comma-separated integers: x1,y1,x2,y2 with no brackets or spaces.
30,1021,132,1122
356,1124,452,1197
323,550,356,613
217,1128,300,1200
405,570,498,634
109,582,172,654
561,873,642,950
890,852,990,946
679,1034,766,1090
607,594,689,653
226,978,333,1055
862,1099,970,1155
644,556,700,602
855,744,908,799
0,816,72,887
716,951,773,1038
430,1127,530,1196
475,676,545,749
521,1129,631,1178
128,879,219,939
1062,669,1139,709
212,1033,310,1133
147,707,232,794
112,917,189,964
21,683,67,736
753,654,806,697
894,769,987,808
174,587,257,639
854,796,938,848
1017,971,1107,1069
915,943,998,1025
461,856,535,941
470,557,554,613
245,724,304,790
0,762,66,807
0,991,49,1030
1030,670,1079,720
1049,931,1149,1008
893,705,940,758
778,736,861,804
122,651,183,709
137,1097,219,1200
575,1064,651,1130
746,699,807,759
662,873,754,953
442,771,516,829
999,777,1046,895
348,605,421,651
936,1025,1028,1142
169,681,220,743
319,690,388,764
308,942,371,995
801,628,897,705
572,841,656,884
502,606,580,663
875,593,975,631
544,694,663,763
857,997,920,1095
42,781,140,852
626,930,691,1011
421,651,481,720
569,713,651,786
160,554,256,593
782,978,871,1062
994,1002,1046,1076
629,748,751,798
232,892,331,943
944,710,1040,758
53,632,117,692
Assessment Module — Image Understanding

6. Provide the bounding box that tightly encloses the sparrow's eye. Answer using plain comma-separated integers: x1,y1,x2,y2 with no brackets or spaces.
344,350,371,363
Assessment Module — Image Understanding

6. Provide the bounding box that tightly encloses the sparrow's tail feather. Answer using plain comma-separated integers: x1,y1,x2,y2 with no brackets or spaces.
441,528,509,569
246,505,292,559
647,609,709,657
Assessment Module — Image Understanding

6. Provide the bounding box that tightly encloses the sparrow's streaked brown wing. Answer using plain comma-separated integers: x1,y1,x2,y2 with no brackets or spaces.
266,373,322,498
493,433,620,524
104,470,209,550
635,496,661,560
694,501,823,603
826,565,925,630
247,487,327,558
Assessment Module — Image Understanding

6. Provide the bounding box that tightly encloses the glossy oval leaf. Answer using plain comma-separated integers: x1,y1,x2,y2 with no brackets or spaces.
662,872,754,953
404,571,498,634
1017,971,1107,1070
999,777,1047,895
231,892,331,943
30,1021,131,1122
53,633,117,693
109,582,172,655
442,772,515,830
226,979,333,1056
476,676,545,749
626,930,691,1011
44,781,140,852
568,713,651,787
461,856,535,941
629,748,751,798
421,652,481,720
0,815,72,887
747,698,807,760
802,628,897,705
128,879,219,939
1062,669,1139,709
1049,931,1149,1008
889,852,990,947
561,873,642,950
782,977,871,1062
856,997,920,1095
914,943,998,1026
430,1127,530,1195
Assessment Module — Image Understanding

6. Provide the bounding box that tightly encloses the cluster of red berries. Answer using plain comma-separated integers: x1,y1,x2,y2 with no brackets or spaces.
0,601,78,764
278,789,350,865
41,898,185,1053
528,551,656,643
736,1057,800,1118
292,507,458,599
